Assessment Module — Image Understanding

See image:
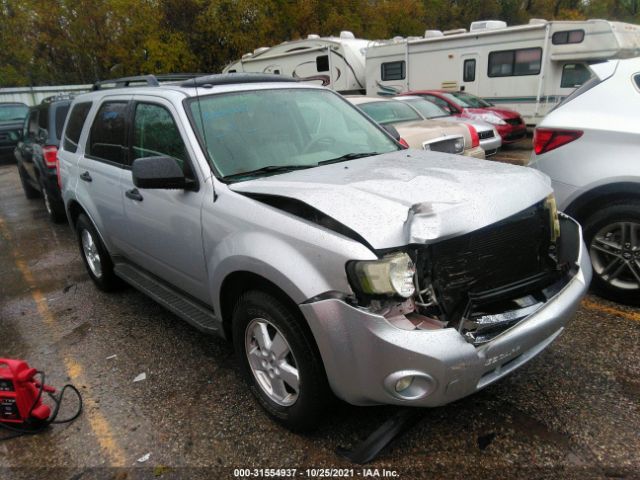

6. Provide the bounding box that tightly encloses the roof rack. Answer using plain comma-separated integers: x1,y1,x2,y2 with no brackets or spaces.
41,93,76,103
180,73,299,88
92,73,208,91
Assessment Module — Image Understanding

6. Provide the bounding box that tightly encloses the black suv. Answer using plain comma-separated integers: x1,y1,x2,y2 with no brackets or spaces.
0,102,28,162
14,95,72,222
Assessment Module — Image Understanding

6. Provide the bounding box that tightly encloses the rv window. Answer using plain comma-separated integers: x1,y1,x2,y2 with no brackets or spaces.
552,30,585,45
381,61,406,81
316,55,329,72
561,64,592,88
463,59,476,82
488,48,541,77
228,69,237,73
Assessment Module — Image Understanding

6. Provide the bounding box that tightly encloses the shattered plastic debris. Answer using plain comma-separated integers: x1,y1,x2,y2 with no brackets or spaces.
137,452,151,463
133,372,147,383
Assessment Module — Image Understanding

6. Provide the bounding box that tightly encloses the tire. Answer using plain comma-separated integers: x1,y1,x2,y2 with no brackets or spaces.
75,214,122,291
18,165,40,199
583,201,640,306
40,178,66,223
232,290,331,432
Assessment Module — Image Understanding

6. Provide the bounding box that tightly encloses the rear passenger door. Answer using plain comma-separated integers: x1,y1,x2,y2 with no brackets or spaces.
119,97,208,302
77,96,131,254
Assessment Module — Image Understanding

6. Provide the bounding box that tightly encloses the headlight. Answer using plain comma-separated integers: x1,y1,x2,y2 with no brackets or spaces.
472,112,506,126
348,252,416,298
544,194,561,242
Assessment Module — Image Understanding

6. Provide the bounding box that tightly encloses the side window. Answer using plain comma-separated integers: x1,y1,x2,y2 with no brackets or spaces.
560,64,592,88
63,102,92,153
316,55,329,72
88,102,128,164
132,103,188,170
463,59,476,82
634,74,640,91
488,48,542,77
37,107,48,132
381,61,405,81
552,30,585,45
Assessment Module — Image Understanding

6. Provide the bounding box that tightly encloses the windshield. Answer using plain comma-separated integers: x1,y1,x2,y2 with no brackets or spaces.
0,104,28,122
358,100,422,125
403,98,449,119
443,92,491,108
188,89,399,180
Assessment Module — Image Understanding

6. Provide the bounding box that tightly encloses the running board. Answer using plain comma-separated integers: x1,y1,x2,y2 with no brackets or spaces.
114,262,219,334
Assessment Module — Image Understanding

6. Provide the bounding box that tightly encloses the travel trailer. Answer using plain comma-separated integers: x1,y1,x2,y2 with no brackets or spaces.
223,32,373,93
365,19,640,125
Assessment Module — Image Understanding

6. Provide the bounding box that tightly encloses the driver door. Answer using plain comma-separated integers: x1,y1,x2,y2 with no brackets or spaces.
120,97,209,302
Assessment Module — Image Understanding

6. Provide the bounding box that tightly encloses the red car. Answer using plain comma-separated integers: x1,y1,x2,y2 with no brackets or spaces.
400,90,527,144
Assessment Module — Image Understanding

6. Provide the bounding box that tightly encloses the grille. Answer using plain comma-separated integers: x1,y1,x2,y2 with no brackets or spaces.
478,130,495,139
505,118,522,126
425,136,464,154
419,201,555,322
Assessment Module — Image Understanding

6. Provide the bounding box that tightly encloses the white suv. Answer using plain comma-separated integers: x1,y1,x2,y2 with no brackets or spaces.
59,73,590,430
530,58,640,306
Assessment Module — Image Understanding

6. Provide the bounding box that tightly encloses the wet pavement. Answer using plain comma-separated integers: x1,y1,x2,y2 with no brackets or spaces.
0,162,639,480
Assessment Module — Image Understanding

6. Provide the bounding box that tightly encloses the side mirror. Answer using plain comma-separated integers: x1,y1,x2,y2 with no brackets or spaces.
382,124,401,141
132,156,186,189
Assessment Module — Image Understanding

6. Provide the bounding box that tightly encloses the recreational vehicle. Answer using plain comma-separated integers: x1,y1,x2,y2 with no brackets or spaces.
365,19,640,126
223,32,373,93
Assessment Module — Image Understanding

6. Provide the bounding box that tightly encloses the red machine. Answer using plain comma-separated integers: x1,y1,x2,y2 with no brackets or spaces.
0,359,55,426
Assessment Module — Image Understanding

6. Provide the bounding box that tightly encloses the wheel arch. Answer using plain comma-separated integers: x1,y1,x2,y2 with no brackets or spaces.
564,182,640,223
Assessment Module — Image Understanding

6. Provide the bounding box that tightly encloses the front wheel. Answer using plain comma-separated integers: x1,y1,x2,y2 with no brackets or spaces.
583,202,640,306
232,290,331,431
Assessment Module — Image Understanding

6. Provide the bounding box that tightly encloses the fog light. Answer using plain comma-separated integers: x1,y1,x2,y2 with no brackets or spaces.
395,376,414,393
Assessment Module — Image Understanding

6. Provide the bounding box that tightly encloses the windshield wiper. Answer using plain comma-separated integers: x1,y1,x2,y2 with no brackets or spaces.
318,152,380,166
224,164,313,180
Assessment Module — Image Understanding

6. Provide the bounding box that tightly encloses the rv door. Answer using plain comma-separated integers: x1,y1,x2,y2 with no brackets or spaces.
460,53,480,95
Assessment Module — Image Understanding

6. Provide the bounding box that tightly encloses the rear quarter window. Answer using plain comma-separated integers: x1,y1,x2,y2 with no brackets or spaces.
63,102,92,153
55,105,70,140
634,74,640,91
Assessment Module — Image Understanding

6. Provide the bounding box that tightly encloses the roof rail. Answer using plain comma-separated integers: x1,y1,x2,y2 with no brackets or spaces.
41,93,76,103
92,73,208,91
180,73,299,88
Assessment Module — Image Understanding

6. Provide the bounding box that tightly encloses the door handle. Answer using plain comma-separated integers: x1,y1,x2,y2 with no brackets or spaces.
79,171,92,182
125,188,143,202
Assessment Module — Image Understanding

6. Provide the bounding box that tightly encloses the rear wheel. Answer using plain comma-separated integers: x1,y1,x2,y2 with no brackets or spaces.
18,165,40,199
232,290,331,431
76,214,122,291
583,202,640,306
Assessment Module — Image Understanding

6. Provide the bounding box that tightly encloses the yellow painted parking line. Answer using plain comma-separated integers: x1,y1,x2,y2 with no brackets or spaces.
581,298,640,323
0,216,127,466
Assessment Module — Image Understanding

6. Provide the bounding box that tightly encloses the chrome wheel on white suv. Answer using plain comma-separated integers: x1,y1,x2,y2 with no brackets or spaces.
81,228,103,278
583,203,640,306
75,213,122,292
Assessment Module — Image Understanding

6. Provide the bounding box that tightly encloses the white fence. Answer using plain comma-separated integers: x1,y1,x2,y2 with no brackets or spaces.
0,84,92,106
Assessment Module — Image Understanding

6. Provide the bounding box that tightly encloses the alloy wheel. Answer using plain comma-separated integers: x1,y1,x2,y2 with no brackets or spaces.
81,229,103,278
589,221,640,290
245,318,300,406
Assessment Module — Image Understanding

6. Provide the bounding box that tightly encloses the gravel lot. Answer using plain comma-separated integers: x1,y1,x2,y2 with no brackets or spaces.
1,152,639,480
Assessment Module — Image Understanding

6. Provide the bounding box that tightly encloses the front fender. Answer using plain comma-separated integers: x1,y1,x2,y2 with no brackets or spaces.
208,231,356,317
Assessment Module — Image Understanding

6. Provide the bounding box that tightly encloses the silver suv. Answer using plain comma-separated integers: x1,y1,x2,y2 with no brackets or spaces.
59,74,591,431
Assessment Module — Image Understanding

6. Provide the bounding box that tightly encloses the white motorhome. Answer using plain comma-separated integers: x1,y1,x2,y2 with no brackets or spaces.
365,19,640,125
223,32,373,93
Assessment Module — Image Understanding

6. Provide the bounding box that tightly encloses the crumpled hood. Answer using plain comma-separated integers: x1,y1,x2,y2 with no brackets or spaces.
229,151,552,250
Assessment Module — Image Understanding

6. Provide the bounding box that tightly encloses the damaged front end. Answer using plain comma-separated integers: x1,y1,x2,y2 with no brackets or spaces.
347,196,582,347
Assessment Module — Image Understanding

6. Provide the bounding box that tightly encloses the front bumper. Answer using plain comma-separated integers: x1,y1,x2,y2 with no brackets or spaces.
497,123,527,143
300,215,591,407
